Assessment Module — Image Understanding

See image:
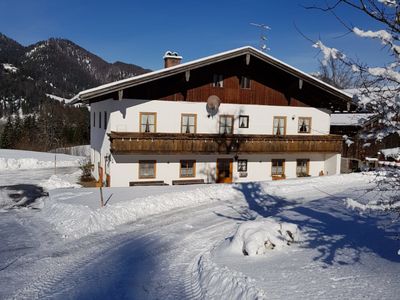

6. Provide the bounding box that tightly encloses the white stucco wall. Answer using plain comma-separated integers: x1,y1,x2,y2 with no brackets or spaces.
324,153,341,176
93,99,330,136
89,98,337,186
108,153,333,187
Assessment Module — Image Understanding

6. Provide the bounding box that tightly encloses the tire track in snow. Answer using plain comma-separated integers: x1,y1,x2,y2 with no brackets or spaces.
7,198,246,299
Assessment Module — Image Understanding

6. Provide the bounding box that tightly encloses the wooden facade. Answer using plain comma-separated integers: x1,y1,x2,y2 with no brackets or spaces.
109,132,342,155
116,55,346,110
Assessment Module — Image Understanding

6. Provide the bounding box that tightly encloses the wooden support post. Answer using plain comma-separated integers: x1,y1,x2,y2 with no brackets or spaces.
100,186,104,207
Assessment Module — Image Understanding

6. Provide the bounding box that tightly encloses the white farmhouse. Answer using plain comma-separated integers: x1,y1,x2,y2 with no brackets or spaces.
72,46,353,187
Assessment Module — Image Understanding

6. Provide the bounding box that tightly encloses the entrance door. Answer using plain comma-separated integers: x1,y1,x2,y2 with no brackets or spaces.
216,159,233,183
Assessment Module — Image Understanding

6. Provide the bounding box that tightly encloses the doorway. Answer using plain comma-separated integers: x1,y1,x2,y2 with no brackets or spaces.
216,159,233,183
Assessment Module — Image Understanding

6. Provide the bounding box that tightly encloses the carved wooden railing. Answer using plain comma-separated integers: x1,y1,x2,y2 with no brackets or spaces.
109,132,342,154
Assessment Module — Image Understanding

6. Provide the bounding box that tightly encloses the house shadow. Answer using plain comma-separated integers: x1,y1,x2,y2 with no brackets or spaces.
214,182,294,222
220,181,400,266
0,184,48,208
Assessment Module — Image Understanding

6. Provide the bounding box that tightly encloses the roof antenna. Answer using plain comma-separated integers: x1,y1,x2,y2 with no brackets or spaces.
250,23,271,52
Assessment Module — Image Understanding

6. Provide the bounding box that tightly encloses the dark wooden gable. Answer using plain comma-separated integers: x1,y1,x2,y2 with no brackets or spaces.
96,54,348,110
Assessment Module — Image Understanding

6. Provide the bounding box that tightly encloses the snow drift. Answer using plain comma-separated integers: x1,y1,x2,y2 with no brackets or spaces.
226,219,301,256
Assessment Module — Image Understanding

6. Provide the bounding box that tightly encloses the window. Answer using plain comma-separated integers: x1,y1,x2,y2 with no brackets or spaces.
93,111,95,127
212,74,224,87
237,159,248,172
271,159,285,177
296,159,309,177
298,117,311,133
181,114,197,133
180,160,196,177
240,76,251,89
219,115,234,134
139,160,156,179
273,116,286,135
104,111,107,130
239,115,249,128
140,112,157,133
98,111,102,129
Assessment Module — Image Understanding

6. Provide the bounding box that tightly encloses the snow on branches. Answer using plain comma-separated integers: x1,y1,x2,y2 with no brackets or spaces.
312,41,345,66
378,0,398,7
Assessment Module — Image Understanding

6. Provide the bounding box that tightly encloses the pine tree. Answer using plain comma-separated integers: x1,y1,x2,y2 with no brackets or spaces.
0,116,14,148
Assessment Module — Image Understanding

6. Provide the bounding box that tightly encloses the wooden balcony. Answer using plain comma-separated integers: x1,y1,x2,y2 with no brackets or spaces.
109,132,342,155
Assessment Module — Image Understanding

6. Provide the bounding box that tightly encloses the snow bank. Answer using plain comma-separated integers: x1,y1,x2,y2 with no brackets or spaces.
196,252,266,300
43,185,241,239
225,219,301,256
0,149,83,170
40,171,81,191
345,197,400,212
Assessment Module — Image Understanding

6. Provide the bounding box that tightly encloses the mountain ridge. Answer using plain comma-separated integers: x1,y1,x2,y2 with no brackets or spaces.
0,33,151,117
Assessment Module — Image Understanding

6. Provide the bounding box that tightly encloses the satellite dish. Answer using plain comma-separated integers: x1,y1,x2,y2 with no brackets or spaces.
206,95,221,117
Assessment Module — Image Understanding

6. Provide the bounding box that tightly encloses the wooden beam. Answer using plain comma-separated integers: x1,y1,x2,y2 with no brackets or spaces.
185,70,190,82
245,53,251,66
118,89,124,100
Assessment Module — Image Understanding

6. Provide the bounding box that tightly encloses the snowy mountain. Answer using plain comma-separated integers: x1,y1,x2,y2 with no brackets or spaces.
0,33,150,118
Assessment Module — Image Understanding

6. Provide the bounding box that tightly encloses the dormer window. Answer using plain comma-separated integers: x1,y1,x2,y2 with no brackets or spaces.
212,74,224,88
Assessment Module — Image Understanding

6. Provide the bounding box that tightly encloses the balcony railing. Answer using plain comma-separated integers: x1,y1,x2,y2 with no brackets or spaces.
109,132,342,154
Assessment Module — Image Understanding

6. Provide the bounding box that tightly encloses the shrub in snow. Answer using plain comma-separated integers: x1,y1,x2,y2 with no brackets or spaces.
227,219,301,256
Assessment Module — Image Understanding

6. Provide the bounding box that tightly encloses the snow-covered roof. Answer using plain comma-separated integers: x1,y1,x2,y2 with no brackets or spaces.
330,113,374,126
71,46,352,104
380,147,400,160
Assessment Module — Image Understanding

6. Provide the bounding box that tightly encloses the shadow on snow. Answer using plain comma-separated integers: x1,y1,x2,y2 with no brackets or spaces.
220,181,400,266
0,184,48,208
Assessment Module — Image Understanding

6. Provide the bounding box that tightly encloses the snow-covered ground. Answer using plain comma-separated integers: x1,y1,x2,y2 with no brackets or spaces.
0,150,399,299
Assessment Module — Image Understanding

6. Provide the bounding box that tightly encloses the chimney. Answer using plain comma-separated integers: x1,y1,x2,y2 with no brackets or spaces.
163,51,182,68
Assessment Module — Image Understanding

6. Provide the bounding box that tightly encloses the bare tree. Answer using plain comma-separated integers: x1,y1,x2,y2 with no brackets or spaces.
314,56,362,89
305,1,400,227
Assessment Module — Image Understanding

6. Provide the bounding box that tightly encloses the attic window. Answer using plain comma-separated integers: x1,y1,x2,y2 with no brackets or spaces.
212,74,224,88
240,76,251,89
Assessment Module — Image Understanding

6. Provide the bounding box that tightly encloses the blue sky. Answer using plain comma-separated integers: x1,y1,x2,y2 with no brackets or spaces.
0,0,386,72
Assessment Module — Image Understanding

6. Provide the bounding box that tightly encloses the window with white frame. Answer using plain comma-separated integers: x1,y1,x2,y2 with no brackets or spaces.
298,117,311,133
237,159,248,172
140,112,156,133
212,74,224,87
139,160,156,178
219,115,234,134
181,114,196,133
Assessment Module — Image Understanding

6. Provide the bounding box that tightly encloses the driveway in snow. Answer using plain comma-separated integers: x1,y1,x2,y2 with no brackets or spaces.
0,166,399,299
